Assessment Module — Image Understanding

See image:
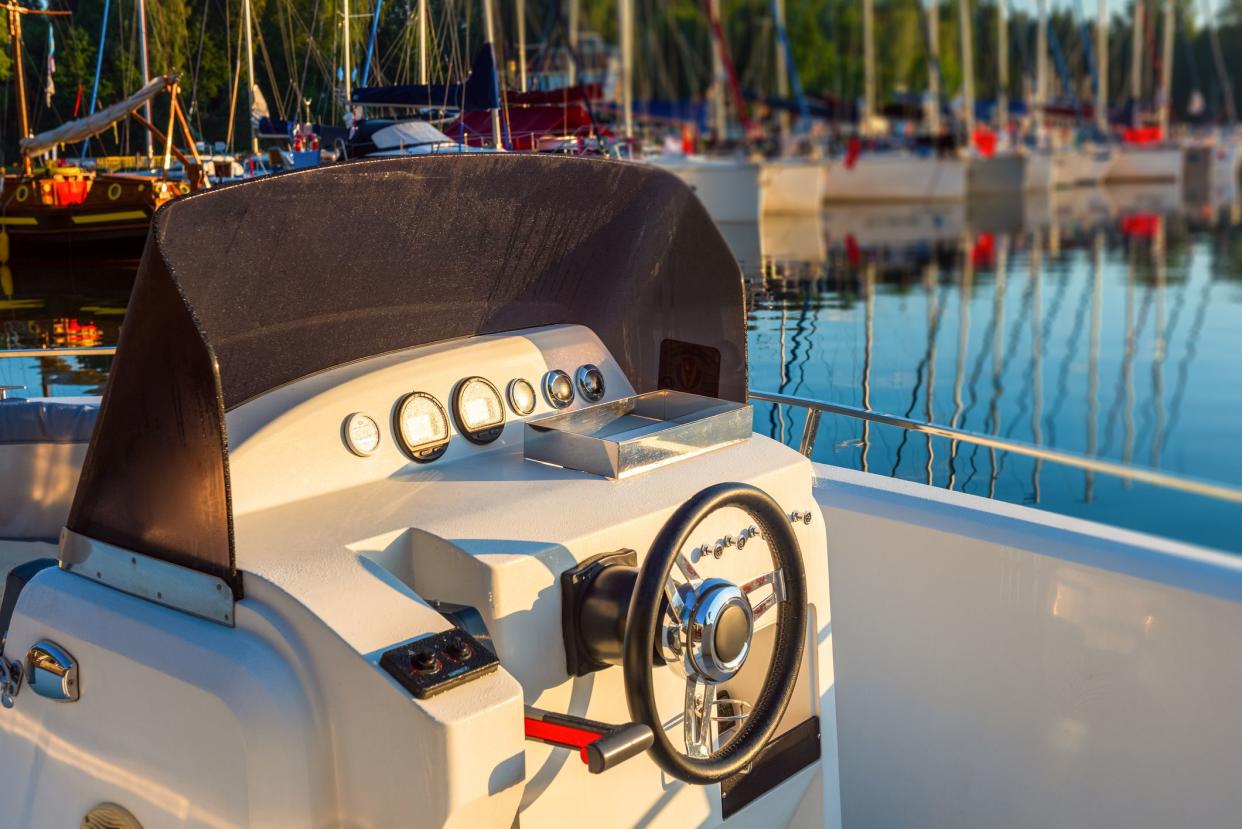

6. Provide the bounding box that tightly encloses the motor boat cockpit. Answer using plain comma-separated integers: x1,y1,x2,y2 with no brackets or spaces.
2,155,1242,829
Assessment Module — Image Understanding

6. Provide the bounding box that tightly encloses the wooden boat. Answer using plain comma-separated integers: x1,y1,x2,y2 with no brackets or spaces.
1,72,206,251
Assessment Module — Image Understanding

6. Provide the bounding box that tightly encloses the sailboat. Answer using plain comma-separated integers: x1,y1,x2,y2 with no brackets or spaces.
820,0,968,202
639,0,762,224
1105,0,1183,183
757,0,825,214
0,0,205,251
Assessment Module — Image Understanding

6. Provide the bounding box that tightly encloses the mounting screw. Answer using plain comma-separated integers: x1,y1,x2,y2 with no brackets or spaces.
802,511,813,525
712,542,725,559
789,511,804,524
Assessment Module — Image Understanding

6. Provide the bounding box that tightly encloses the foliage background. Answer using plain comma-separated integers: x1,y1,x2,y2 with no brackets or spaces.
3,0,1239,160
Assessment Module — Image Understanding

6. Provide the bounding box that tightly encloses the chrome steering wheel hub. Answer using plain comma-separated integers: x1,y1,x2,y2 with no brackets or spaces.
664,578,754,684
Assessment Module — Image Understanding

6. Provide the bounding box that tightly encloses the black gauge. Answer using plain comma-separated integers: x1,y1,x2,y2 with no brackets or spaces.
394,392,451,462
575,364,606,402
452,377,506,444
507,378,537,416
544,369,575,409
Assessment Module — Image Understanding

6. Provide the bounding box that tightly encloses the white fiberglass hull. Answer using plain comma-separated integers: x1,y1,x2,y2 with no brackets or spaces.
822,153,966,202
1106,144,1184,183
760,158,826,214
1052,144,1115,188
1022,149,1054,191
644,155,761,223
817,461,1242,829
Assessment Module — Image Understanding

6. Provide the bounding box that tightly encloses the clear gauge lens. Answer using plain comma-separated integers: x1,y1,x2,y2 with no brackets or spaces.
452,377,506,444
342,413,381,456
507,378,537,415
395,392,450,462
544,369,575,409
575,364,606,402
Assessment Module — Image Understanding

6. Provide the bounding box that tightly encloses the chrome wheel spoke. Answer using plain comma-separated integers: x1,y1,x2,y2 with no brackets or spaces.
684,677,716,758
663,551,701,625
742,568,786,628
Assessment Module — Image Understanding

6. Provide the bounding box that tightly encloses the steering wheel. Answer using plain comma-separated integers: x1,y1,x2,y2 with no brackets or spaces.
622,482,808,784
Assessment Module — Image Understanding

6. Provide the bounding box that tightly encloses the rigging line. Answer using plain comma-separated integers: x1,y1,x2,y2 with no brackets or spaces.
297,0,324,118
252,12,288,120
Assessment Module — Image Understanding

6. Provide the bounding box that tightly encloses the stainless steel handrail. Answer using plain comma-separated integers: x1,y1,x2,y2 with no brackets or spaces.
0,347,118,358
749,389,1242,505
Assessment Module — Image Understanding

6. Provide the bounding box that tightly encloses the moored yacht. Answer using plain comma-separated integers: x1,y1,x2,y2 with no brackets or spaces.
644,153,762,223
1,155,1241,829
820,148,967,203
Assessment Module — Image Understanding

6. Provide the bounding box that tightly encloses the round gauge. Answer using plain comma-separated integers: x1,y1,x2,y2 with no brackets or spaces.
575,364,606,402
452,377,507,444
394,392,451,462
507,378,537,416
342,412,381,456
544,369,575,409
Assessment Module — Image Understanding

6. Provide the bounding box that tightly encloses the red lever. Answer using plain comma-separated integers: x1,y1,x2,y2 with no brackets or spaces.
523,707,654,774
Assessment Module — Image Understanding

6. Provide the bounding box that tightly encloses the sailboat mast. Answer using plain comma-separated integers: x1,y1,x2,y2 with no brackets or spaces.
926,0,941,135
343,0,353,107
709,0,727,139
1129,0,1143,123
997,0,1008,134
567,0,578,86
482,0,502,148
517,0,527,92
418,0,428,83
1096,0,1108,131
1035,0,1048,135
244,0,258,155
1158,0,1173,134
775,0,790,135
7,2,30,174
863,0,875,132
137,0,153,156
618,0,633,143
958,0,975,138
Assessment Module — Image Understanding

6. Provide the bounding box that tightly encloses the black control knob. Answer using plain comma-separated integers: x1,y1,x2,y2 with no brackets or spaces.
444,640,473,662
411,649,439,673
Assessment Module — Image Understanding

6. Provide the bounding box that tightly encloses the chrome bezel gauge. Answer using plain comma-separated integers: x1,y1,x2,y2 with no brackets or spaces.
507,377,537,416
544,369,575,409
394,392,451,462
575,364,606,402
342,412,381,457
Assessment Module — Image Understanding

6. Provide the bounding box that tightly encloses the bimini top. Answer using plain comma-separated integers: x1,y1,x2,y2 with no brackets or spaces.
67,154,746,595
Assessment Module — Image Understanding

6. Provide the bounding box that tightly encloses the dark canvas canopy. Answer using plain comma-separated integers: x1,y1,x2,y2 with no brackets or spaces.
67,154,746,596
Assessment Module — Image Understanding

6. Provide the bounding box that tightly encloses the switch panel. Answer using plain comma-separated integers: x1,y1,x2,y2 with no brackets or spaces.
379,628,499,699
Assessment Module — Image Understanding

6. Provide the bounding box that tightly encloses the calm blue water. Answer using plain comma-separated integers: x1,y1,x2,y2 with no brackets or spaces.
746,182,1242,553
3,181,1240,553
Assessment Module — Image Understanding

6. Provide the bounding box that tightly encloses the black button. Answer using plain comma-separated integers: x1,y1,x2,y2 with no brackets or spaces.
411,649,439,672
713,603,751,664
445,640,473,662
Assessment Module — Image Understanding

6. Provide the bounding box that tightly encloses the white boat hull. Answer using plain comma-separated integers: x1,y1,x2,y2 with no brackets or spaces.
1052,144,1115,188
644,155,762,223
822,153,966,202
1106,144,1184,183
760,158,826,214
1022,149,1054,191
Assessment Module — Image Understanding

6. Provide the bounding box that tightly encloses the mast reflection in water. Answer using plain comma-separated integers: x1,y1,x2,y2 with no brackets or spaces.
747,181,1242,554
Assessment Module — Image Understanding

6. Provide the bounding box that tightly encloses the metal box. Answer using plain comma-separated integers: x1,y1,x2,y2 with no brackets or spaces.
523,390,751,479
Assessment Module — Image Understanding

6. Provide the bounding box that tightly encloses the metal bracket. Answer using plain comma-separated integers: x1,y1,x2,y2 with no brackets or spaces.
60,529,235,627
0,656,22,708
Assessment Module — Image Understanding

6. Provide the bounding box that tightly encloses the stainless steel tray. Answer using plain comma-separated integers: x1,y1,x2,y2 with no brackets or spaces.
523,390,751,479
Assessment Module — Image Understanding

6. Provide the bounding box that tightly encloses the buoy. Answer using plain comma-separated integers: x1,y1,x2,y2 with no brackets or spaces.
0,229,10,265
1,264,12,299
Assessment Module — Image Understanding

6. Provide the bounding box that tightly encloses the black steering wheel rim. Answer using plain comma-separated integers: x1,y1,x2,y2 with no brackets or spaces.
623,482,808,784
